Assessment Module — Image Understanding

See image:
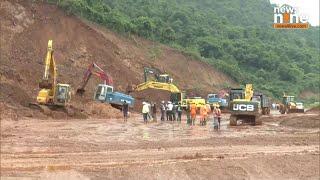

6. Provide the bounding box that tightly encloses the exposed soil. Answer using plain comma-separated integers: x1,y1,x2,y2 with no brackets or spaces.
1,1,319,179
279,113,320,129
0,0,235,119
306,106,320,114
1,112,319,179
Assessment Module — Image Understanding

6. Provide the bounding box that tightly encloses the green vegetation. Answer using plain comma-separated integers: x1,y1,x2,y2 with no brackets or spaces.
49,0,319,99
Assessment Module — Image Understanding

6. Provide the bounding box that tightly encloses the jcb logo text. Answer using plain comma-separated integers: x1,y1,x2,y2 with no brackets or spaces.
233,104,254,111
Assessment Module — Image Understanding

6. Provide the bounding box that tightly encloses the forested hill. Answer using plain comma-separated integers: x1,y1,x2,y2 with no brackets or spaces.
50,0,319,101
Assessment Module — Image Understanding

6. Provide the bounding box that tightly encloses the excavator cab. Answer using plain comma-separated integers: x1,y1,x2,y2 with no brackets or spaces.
282,95,295,105
170,92,187,105
94,84,114,101
158,74,171,83
55,84,71,106
144,67,173,83
229,89,245,101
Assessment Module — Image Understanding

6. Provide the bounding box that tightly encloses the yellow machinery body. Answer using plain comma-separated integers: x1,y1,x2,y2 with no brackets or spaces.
279,94,304,114
170,92,206,108
129,67,180,93
134,81,180,93
36,40,71,107
233,84,254,102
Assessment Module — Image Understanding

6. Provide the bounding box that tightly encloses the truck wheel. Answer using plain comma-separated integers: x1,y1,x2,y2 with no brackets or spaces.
229,115,237,126
262,108,267,115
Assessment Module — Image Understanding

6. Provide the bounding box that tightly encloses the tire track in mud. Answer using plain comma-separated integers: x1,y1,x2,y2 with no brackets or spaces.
2,145,319,171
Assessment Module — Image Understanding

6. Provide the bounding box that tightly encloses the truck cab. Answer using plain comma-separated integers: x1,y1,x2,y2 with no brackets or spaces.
94,84,135,109
207,93,228,108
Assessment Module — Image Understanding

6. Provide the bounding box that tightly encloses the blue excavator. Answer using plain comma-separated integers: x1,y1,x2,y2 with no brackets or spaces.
77,63,134,109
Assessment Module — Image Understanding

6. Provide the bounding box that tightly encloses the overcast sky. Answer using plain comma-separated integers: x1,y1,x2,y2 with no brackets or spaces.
269,0,319,26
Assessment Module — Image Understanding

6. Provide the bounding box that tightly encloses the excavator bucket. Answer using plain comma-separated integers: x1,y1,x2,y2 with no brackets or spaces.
76,88,85,96
39,80,53,89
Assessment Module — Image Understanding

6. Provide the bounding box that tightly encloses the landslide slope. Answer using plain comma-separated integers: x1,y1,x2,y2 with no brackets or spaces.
0,0,234,119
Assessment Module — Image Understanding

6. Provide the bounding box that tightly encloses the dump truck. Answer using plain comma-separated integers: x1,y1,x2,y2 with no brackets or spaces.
207,93,228,109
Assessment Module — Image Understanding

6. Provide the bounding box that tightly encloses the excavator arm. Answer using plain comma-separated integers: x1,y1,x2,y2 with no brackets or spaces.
127,66,178,93
244,84,253,101
38,40,57,96
134,81,180,93
76,63,113,95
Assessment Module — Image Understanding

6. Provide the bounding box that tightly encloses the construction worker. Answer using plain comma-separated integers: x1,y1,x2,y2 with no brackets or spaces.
177,103,182,122
186,102,191,125
152,102,157,122
122,100,129,122
190,102,197,126
205,104,211,125
147,101,152,121
166,102,169,121
214,105,222,129
167,101,174,121
142,102,149,123
200,104,207,126
160,101,166,121
172,103,177,121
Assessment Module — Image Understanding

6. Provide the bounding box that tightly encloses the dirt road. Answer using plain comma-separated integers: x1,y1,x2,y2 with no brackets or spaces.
1,111,319,179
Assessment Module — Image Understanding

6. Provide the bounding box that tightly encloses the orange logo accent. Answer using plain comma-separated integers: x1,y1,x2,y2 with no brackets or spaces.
273,4,309,29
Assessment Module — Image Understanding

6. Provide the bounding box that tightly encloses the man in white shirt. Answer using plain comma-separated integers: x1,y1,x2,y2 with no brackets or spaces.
167,101,173,121
142,102,150,123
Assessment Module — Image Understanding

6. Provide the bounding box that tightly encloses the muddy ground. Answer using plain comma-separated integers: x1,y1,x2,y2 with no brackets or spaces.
1,110,319,179
0,1,319,179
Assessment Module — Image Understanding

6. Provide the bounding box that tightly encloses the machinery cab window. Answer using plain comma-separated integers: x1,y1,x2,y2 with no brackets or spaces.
283,96,295,104
95,85,114,100
208,94,218,99
56,85,69,103
229,89,244,101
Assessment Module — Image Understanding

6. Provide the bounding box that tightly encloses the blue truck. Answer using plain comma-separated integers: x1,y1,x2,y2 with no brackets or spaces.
94,84,135,109
207,93,228,109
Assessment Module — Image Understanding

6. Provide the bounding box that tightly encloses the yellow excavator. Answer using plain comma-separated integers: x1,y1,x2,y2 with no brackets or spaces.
30,40,71,112
127,67,180,93
228,84,270,126
128,67,205,108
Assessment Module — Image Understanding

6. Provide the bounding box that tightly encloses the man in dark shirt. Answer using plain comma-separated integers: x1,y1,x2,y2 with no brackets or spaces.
160,101,166,121
152,103,157,122
122,101,129,122
177,103,182,122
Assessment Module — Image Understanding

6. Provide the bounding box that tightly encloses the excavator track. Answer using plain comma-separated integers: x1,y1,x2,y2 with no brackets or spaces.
29,103,76,116
28,103,52,115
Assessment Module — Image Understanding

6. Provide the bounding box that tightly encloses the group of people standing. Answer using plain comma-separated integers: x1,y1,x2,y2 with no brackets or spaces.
160,101,183,122
159,101,222,129
124,100,222,129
